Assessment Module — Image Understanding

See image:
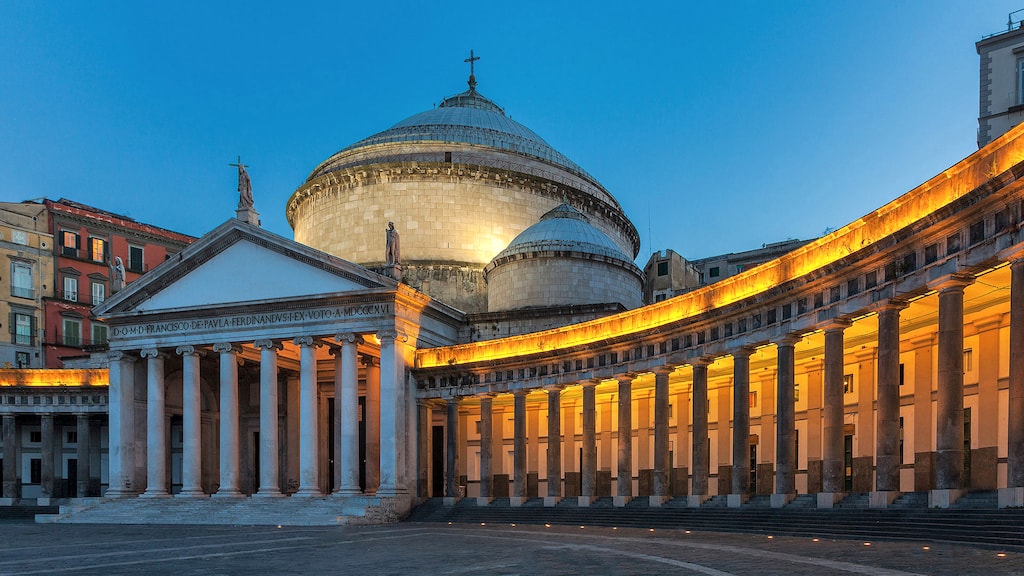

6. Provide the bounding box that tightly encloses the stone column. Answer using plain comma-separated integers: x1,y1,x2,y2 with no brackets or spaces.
376,329,406,498
176,345,205,497
39,414,54,501
333,335,361,496
932,276,972,507
2,414,16,499
911,335,936,492
293,337,322,497
105,351,136,497
363,355,381,494
511,390,528,506
478,394,494,504
1007,258,1024,507
615,374,634,507
254,340,283,497
689,360,710,507
417,400,431,499
774,335,799,507
820,321,850,507
544,385,562,506
212,343,243,497
652,366,673,506
579,380,598,506
873,302,906,507
445,397,460,503
140,349,168,498
76,413,91,497
730,348,753,507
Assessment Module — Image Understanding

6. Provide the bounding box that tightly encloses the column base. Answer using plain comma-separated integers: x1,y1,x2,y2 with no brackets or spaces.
102,488,136,499
613,495,631,507
253,488,285,498
476,496,493,506
869,490,900,508
375,486,405,498
176,489,208,498
816,492,846,509
578,495,595,507
998,487,1024,508
510,497,528,507
139,490,171,499
727,494,749,508
929,488,965,508
334,487,362,497
649,495,669,507
770,493,795,508
292,487,324,498
687,494,710,508
36,497,53,506
0,498,14,506
443,496,460,506
543,496,562,507
212,489,245,499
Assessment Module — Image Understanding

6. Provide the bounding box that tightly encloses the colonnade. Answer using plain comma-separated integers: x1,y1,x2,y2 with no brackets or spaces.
0,411,101,500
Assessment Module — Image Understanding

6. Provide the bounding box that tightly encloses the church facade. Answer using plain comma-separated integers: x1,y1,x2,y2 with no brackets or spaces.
5,61,1024,523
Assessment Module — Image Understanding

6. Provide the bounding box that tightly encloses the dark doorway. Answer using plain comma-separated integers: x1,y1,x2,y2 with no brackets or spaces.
431,425,444,497
749,443,757,494
327,400,335,491
253,431,260,492
963,407,972,488
68,458,78,497
843,434,854,492
359,396,366,491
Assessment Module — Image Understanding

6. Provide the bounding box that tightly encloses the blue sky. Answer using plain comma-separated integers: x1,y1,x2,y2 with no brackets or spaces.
0,1,1018,261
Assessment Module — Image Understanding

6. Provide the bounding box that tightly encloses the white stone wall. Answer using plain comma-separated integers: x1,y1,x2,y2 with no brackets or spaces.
486,255,642,311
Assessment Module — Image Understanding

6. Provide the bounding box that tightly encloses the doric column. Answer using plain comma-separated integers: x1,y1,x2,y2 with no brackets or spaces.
579,380,598,506
873,302,906,506
1009,259,1024,490
105,350,136,497
511,389,528,505
293,336,322,497
254,340,283,497
76,413,91,497
212,343,243,497
478,393,494,503
774,335,800,506
140,349,168,498
545,385,562,505
376,329,407,498
2,414,16,498
932,276,972,506
615,374,634,506
730,348,754,507
821,321,850,505
176,345,205,497
363,355,381,494
417,400,431,499
39,414,54,500
652,366,673,505
690,359,711,506
445,397,460,502
333,334,362,495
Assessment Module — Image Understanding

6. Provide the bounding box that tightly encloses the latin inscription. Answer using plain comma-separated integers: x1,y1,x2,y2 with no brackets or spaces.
110,304,391,338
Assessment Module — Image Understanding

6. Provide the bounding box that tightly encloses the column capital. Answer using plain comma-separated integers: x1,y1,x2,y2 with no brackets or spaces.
107,350,136,363
651,364,678,376
928,273,974,293
253,339,283,351
870,298,909,314
997,243,1024,263
360,354,379,367
579,378,601,388
140,348,167,360
542,383,564,392
613,372,638,384
175,345,203,357
512,388,529,398
730,346,757,359
293,336,321,348
376,329,407,343
775,334,802,348
334,332,364,346
821,318,853,332
689,356,714,368
212,342,243,354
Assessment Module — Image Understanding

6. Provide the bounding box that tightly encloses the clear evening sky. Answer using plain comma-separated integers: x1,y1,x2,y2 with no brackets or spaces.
0,1,1017,262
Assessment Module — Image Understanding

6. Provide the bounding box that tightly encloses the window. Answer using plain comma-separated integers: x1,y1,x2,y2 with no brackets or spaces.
1018,58,1024,104
61,230,80,257
781,303,792,320
29,430,41,443
969,220,985,245
12,230,27,245
924,243,938,264
865,271,878,289
67,430,78,444
89,237,108,263
900,363,905,386
902,252,917,274
14,352,29,368
128,245,144,273
62,317,82,347
847,278,859,296
654,293,666,302
63,276,78,302
963,349,973,372
11,262,32,298
91,281,105,306
735,264,745,273
794,385,800,403
657,261,668,276
749,391,758,408
843,374,854,394
91,323,108,346
709,266,720,278
830,286,841,303
10,312,34,345
947,233,962,254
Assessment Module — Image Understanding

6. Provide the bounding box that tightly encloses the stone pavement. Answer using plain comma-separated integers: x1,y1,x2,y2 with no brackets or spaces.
0,518,1022,575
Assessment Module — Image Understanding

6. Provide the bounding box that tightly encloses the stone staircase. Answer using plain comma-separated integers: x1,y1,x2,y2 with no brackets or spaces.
405,491,1024,551
37,494,404,526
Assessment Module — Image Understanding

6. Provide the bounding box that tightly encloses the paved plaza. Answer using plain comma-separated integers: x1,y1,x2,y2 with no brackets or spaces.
0,519,1021,575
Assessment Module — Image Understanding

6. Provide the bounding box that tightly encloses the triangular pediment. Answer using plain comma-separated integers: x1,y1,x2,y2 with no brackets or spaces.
95,219,395,317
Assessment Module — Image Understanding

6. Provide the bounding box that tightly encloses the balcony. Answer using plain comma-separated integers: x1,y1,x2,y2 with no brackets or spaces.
55,290,105,307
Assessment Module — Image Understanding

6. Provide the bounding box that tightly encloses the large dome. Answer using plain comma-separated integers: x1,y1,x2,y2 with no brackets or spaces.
286,78,640,313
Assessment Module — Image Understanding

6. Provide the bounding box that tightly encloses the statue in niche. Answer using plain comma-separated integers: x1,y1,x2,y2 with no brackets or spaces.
110,256,126,293
385,221,401,266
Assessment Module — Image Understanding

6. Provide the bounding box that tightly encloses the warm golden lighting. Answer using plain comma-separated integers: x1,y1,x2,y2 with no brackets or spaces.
416,127,1024,369
0,369,108,388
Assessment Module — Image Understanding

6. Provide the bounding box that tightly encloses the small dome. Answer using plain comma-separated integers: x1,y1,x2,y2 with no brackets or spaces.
491,203,634,263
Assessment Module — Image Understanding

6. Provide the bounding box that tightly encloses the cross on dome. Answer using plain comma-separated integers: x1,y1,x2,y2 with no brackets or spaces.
464,49,480,90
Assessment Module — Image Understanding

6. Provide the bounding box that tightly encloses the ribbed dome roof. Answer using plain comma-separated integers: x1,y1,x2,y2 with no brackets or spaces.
491,203,634,263
332,88,593,181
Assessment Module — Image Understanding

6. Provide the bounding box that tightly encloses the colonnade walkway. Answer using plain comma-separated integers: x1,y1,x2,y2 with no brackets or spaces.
407,492,1024,552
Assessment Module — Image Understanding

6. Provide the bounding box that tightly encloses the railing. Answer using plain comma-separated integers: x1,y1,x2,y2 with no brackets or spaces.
55,290,105,307
11,286,34,299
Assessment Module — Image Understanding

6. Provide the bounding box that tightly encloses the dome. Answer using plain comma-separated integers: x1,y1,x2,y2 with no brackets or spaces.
490,203,635,264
